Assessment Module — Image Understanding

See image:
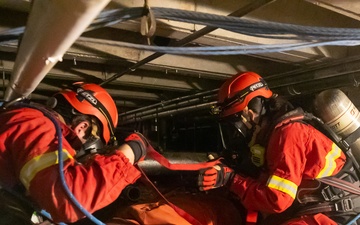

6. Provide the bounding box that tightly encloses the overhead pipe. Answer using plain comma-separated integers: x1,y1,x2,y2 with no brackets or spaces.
120,89,218,116
119,101,216,125
267,59,360,90
100,0,276,87
119,89,218,116
272,72,360,98
120,62,360,125
266,54,360,82
4,0,111,101
120,94,217,122
265,56,360,97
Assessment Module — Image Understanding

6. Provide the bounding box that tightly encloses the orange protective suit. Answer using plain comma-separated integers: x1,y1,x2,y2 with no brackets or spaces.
229,121,346,225
0,107,141,223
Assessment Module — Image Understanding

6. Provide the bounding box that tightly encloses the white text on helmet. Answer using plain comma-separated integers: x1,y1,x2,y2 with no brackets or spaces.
77,88,98,105
249,82,264,92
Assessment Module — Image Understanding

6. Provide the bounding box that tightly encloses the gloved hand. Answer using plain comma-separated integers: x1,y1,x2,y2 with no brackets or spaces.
198,164,234,191
124,132,149,164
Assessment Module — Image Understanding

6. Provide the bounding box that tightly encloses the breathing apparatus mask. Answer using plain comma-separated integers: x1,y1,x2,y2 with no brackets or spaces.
216,97,267,170
218,115,249,152
217,97,266,151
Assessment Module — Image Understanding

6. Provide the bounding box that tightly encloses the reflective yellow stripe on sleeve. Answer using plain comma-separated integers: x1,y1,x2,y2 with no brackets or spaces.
316,143,342,178
20,150,73,190
267,175,298,199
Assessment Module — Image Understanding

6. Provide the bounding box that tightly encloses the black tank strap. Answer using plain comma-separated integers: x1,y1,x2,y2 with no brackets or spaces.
345,126,360,146
295,195,359,217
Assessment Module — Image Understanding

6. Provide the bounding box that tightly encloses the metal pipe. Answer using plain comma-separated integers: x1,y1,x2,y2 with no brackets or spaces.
120,63,360,124
273,72,360,97
138,152,216,175
119,93,217,121
266,54,360,82
120,98,204,121
119,101,216,125
119,89,218,116
4,0,111,101
264,57,360,97
100,0,276,86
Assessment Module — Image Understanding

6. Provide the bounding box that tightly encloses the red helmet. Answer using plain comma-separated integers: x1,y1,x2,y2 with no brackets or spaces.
59,82,118,144
217,72,273,118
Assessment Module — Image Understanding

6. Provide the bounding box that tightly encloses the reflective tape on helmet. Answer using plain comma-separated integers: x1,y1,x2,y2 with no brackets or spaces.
20,150,74,190
267,175,298,199
316,143,342,178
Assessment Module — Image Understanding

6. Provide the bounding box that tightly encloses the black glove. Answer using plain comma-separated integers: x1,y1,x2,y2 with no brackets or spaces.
124,132,148,164
198,164,234,191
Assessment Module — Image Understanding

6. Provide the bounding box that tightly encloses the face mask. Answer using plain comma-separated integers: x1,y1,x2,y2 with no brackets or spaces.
239,110,261,142
75,135,104,161
219,115,251,151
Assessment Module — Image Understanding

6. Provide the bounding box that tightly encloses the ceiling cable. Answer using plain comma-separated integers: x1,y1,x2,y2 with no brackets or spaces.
99,0,275,86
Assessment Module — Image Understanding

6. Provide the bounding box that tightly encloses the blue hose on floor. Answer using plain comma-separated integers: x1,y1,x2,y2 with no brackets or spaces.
346,214,360,225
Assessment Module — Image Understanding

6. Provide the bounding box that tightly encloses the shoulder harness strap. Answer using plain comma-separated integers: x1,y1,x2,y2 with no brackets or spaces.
273,107,308,129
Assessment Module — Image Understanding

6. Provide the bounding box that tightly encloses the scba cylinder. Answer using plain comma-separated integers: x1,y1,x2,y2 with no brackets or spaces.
313,89,360,162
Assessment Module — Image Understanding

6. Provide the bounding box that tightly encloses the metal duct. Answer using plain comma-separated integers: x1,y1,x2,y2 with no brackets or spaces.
4,0,110,101
119,101,216,125
138,152,217,175
120,94,217,121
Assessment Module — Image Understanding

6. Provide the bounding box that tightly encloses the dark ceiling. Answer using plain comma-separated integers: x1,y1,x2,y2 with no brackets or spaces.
1,0,360,151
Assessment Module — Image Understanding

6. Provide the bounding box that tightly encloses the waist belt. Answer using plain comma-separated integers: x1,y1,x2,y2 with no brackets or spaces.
296,176,360,218
296,195,360,217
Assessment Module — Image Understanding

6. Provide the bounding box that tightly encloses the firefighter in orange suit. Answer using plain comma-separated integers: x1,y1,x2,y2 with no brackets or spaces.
198,72,353,224
0,83,147,223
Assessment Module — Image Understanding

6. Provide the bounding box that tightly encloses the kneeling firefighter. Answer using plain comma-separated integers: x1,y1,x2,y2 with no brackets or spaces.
0,82,148,224
198,71,360,225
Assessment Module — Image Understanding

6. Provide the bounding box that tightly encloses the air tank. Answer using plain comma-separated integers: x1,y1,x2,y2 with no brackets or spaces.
313,89,360,162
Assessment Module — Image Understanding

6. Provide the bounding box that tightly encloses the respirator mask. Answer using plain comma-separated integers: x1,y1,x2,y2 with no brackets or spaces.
219,114,251,152
219,97,265,151
75,135,104,161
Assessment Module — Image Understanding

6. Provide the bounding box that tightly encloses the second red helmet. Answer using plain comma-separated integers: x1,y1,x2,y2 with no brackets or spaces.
217,72,273,118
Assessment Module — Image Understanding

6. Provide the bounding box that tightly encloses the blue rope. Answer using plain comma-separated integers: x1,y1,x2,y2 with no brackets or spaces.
3,7,360,43
40,210,66,225
95,7,360,40
346,214,360,225
77,37,360,55
151,7,360,40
